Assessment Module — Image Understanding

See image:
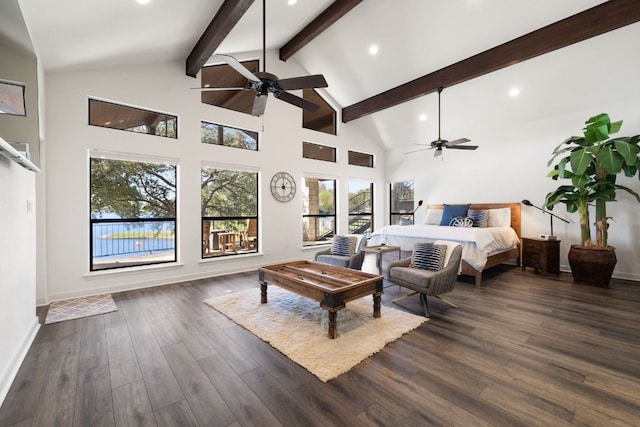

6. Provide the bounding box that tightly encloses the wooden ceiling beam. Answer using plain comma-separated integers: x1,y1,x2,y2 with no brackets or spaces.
186,0,255,78
279,0,363,62
342,0,640,123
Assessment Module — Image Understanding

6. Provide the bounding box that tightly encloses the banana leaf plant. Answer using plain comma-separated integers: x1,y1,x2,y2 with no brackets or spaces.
544,113,640,248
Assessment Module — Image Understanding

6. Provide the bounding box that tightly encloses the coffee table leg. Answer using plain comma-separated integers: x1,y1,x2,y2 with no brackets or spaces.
260,283,267,304
373,292,382,318
328,310,337,339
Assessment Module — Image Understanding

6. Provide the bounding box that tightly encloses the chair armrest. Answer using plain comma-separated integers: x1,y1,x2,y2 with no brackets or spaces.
388,257,411,270
314,247,332,260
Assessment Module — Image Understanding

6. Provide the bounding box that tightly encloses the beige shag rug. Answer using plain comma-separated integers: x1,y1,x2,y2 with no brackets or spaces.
45,294,118,324
204,287,426,382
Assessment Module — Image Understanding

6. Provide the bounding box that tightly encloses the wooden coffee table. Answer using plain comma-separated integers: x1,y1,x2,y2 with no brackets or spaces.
258,260,384,339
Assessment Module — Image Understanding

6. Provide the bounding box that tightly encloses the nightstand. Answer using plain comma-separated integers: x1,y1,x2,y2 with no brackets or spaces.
521,237,561,276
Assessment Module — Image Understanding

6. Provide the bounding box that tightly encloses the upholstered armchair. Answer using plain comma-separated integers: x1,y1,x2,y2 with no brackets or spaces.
387,240,462,317
315,234,367,270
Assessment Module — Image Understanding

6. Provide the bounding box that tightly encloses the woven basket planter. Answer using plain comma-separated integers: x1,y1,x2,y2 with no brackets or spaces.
568,245,617,287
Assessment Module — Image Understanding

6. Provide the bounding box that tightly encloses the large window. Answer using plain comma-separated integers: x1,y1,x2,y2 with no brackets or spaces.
89,99,177,138
90,156,177,271
201,121,258,151
201,166,258,258
302,89,336,135
0,80,26,116
349,180,373,234
389,180,414,225
303,177,336,246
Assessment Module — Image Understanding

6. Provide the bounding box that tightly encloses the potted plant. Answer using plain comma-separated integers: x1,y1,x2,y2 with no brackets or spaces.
544,113,640,286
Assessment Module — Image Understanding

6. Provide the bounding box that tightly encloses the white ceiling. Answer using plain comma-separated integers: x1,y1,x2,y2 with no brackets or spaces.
6,0,640,150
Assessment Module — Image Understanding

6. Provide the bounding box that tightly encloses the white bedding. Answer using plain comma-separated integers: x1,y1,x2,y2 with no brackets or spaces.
368,224,520,271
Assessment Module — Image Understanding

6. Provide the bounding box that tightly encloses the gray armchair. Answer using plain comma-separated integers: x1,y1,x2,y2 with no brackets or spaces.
388,240,462,317
315,234,367,270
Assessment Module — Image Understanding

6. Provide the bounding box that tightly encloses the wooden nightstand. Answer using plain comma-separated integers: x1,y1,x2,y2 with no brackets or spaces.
521,237,561,276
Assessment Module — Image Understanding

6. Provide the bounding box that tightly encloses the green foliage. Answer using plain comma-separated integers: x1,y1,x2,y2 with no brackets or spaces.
91,159,176,219
545,113,640,247
201,168,258,217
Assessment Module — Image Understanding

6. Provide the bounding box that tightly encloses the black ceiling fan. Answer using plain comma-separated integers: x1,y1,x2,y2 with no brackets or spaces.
193,0,328,117
406,87,478,157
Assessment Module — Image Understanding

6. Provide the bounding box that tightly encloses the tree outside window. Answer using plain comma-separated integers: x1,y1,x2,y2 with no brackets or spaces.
201,166,258,257
303,177,336,246
389,180,414,225
90,157,177,271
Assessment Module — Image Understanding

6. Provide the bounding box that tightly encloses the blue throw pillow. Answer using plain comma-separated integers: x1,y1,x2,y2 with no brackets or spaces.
439,204,471,226
411,242,446,271
331,235,356,256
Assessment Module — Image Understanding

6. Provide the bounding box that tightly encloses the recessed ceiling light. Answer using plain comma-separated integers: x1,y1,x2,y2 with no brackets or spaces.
419,114,427,122
369,44,379,55
136,0,150,4
288,0,297,5
509,87,521,97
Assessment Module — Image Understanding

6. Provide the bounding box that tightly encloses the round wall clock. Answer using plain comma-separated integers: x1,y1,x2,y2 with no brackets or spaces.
270,172,296,202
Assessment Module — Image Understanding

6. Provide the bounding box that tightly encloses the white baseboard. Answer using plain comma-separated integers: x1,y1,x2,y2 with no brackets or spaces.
0,316,40,407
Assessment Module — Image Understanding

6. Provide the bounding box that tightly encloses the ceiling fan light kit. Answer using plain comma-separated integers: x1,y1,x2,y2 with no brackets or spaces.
406,87,479,157
194,0,328,117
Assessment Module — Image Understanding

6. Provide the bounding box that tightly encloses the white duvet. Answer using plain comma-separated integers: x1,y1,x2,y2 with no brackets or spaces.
368,224,520,271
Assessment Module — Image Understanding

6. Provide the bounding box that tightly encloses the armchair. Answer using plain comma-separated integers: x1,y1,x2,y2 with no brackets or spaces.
388,240,462,317
315,234,367,270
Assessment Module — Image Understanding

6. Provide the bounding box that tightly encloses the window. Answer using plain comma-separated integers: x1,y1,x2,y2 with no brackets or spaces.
201,121,258,151
303,177,336,246
302,89,336,135
90,156,177,271
302,142,336,162
89,99,177,138
389,180,414,225
201,166,258,257
0,80,26,116
200,60,260,115
349,180,373,234
348,150,374,168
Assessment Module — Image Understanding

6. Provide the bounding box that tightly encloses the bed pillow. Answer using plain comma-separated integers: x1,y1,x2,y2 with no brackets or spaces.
450,216,474,227
425,208,443,225
468,209,489,228
440,204,471,226
331,235,356,256
411,242,446,271
487,207,511,227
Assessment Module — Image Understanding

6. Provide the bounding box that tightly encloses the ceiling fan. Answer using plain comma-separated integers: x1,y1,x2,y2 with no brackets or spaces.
193,0,328,117
406,87,478,157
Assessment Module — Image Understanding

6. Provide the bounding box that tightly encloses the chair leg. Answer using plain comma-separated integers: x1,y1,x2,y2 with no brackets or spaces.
435,295,457,308
420,293,430,318
391,290,418,303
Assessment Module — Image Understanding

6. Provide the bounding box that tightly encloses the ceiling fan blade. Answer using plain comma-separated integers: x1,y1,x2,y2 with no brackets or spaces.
275,91,320,112
191,87,248,91
216,54,261,83
404,147,431,154
447,144,479,150
277,74,328,91
445,138,471,146
251,95,268,116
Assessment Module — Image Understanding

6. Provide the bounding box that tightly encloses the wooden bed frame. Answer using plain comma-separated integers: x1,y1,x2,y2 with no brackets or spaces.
427,202,522,287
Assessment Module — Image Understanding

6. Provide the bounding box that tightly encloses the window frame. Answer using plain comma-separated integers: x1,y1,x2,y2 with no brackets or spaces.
348,180,374,235
0,80,27,116
88,98,178,139
348,150,374,168
389,180,415,225
302,176,337,246
302,141,336,163
201,120,258,151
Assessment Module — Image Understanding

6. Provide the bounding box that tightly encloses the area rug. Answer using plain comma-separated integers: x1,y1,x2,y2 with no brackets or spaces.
204,287,426,382
45,293,118,324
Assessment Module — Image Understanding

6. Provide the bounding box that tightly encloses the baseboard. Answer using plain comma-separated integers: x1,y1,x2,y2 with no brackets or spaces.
0,316,40,407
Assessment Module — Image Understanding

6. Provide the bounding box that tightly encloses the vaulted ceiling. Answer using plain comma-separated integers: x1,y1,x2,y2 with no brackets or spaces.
6,0,640,150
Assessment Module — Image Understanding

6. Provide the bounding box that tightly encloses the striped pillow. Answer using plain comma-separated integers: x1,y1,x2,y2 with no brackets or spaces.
468,209,489,228
410,243,446,271
331,235,356,256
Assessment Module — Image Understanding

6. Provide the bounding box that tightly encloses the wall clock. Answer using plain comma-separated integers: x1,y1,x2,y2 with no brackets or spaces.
270,172,296,202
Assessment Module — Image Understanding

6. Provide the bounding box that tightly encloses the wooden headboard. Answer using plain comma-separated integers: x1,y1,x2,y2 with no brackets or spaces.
426,202,521,239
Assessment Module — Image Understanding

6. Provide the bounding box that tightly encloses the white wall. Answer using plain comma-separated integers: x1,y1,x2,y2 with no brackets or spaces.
384,27,640,281
42,51,385,302
0,42,40,406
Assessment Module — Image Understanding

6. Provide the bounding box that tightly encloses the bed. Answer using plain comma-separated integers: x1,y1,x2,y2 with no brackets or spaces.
368,202,521,287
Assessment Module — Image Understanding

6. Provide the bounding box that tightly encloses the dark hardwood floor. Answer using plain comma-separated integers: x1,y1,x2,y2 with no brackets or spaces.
2,262,639,426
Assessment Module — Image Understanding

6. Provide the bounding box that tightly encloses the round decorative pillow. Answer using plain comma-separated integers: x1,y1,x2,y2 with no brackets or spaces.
450,216,474,228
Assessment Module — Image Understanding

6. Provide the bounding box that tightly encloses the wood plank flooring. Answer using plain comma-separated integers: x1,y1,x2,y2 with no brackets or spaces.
1,264,639,426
